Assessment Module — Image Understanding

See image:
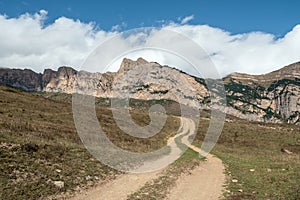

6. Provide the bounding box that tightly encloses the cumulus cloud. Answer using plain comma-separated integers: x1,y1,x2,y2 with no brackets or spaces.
0,10,115,72
164,24,300,76
1,11,300,78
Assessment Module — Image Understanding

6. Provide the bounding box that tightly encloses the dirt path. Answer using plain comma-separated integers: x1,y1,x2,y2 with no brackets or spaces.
70,118,225,200
70,170,161,200
167,133,226,200
167,155,225,200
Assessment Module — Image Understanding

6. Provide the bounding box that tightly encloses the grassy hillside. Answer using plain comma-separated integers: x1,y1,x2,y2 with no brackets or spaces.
195,117,300,199
1,86,299,199
0,86,180,199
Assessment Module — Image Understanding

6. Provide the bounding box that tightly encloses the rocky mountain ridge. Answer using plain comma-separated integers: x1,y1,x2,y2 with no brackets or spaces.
0,58,299,125
223,62,300,124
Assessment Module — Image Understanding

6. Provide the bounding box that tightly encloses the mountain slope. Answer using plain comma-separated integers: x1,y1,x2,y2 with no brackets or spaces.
223,62,300,124
0,58,299,124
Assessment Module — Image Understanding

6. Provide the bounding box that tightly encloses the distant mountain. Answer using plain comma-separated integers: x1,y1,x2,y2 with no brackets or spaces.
223,62,300,124
0,58,299,125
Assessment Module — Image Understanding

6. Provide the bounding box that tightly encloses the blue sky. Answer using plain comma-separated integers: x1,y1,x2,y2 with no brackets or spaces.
1,0,300,36
0,0,300,77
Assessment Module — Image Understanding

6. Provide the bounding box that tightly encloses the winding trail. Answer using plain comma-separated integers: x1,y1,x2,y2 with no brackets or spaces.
70,118,225,200
167,145,225,200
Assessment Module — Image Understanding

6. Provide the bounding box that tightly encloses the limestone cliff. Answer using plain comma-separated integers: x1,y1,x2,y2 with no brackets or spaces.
223,62,300,124
0,59,299,125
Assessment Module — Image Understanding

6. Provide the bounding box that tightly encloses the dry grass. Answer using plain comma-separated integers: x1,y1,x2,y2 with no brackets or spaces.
0,86,180,199
1,86,299,199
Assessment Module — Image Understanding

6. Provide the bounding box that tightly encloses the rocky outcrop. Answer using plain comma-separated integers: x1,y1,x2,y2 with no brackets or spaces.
0,58,299,125
43,67,78,93
110,58,208,107
0,68,43,92
223,62,300,124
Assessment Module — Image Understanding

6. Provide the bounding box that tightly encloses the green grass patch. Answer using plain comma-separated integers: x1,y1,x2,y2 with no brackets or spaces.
195,117,300,199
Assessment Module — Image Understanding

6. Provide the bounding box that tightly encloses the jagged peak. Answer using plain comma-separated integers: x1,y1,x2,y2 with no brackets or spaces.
57,66,77,72
136,57,149,64
119,57,160,73
120,57,149,67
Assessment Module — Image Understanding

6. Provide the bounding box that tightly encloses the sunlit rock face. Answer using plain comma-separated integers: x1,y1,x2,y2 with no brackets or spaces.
0,59,299,125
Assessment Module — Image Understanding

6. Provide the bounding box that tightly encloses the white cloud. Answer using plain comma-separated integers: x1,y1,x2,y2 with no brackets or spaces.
179,15,194,24
0,10,115,72
1,10,300,78
111,22,127,32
